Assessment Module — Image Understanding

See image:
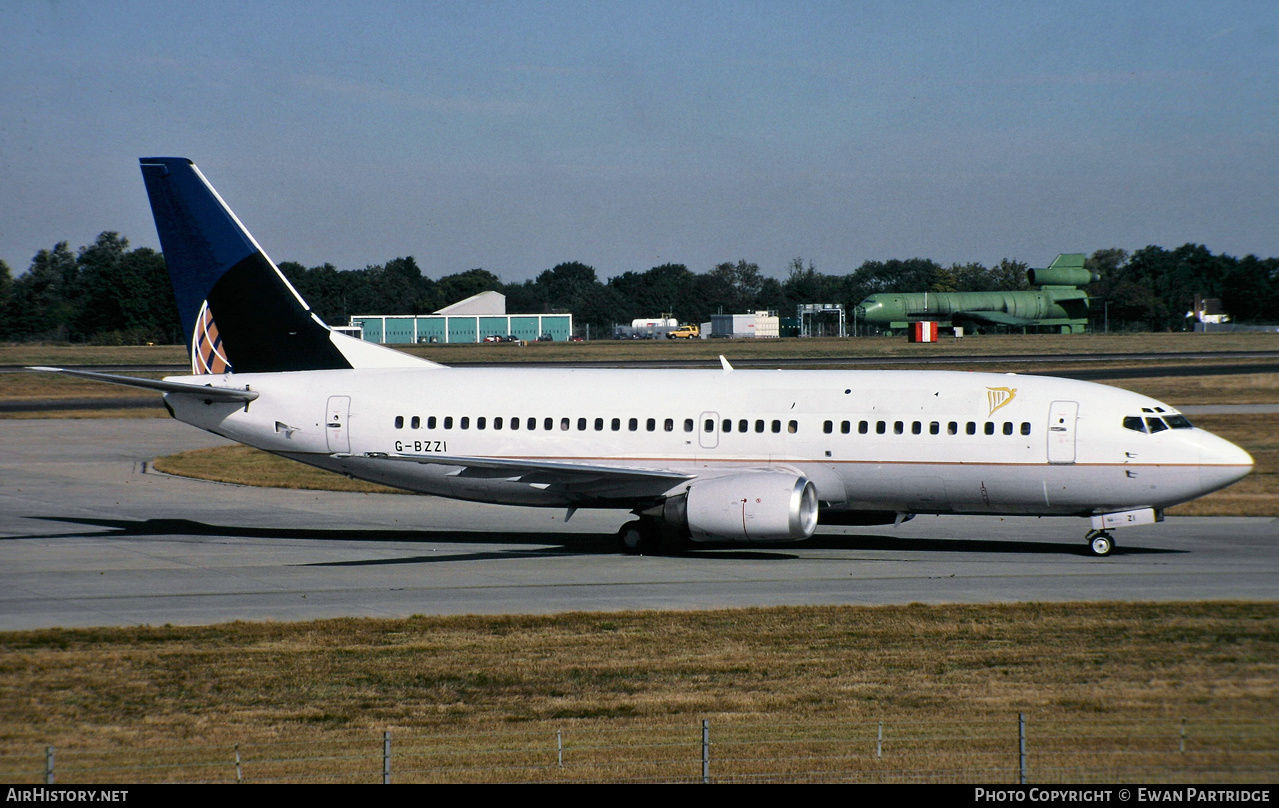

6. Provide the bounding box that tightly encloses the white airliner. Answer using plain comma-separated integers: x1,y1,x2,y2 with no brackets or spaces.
35,158,1254,557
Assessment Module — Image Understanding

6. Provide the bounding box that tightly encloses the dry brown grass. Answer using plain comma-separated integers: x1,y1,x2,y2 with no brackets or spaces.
152,445,402,493
0,602,1274,782
1167,414,1279,516
0,344,188,366
1103,373,1279,405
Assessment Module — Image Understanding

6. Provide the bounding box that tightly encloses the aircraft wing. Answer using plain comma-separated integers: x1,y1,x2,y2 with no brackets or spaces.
27,367,259,402
952,310,1041,327
351,452,693,500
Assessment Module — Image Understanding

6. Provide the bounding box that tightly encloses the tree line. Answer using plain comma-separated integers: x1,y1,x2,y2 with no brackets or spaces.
2,232,1276,344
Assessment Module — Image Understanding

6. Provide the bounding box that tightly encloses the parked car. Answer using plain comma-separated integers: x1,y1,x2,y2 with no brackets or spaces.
537,334,553,341
569,335,584,342
482,334,502,343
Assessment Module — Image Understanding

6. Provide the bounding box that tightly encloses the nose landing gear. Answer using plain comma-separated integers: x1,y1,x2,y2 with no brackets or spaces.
1085,529,1114,557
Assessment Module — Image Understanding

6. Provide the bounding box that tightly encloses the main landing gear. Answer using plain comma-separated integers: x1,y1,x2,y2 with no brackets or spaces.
1085,529,1115,557
618,519,662,555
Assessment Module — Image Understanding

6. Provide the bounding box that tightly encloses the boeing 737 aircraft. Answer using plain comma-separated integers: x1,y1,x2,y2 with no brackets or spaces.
34,158,1254,557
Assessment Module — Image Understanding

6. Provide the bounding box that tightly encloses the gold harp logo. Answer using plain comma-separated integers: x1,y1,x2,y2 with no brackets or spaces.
192,300,232,375
986,386,1017,417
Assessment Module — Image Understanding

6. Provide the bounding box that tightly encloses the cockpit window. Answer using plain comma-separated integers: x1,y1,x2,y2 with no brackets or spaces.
1126,413,1192,433
1123,416,1147,433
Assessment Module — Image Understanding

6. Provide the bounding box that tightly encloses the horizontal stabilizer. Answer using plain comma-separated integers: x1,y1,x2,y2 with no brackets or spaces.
27,367,259,402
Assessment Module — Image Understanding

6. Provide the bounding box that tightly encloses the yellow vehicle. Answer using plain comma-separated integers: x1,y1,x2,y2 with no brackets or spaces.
667,324,700,339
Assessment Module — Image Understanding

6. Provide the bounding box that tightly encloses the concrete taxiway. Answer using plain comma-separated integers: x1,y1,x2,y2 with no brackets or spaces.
1,418,1275,630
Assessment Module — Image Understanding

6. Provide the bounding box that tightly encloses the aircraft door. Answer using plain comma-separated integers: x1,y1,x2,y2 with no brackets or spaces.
1047,400,1078,464
326,395,351,453
698,411,720,449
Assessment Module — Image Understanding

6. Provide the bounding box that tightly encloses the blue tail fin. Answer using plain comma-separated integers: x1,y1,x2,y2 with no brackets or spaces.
140,157,352,374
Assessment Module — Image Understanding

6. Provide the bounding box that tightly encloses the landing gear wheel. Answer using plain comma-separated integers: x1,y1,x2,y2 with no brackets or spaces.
1086,530,1114,557
618,519,661,555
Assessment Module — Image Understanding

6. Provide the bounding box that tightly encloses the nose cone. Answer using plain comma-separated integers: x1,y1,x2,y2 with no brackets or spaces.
857,299,884,324
1196,429,1254,494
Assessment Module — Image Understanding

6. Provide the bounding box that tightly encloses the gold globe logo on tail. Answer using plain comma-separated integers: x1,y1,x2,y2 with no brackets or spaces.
192,300,232,375
986,386,1017,417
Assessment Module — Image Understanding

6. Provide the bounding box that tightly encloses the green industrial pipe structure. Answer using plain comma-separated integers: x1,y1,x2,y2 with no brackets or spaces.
854,254,1098,334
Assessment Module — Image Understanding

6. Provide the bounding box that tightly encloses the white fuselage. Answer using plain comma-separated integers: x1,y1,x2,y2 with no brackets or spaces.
163,367,1252,519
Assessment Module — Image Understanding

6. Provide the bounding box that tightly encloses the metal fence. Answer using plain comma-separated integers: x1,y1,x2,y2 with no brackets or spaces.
3,715,1276,784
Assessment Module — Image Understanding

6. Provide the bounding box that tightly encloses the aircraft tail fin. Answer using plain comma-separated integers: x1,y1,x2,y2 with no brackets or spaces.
139,157,434,374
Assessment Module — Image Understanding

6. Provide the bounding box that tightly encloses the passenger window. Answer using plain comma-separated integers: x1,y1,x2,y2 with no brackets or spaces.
444,416,454,429
788,420,798,434
911,421,922,435
876,421,886,434
494,417,503,430
894,421,904,435
560,418,570,431
665,418,674,432
508,417,517,431
527,417,536,430
738,420,748,433
1123,416,1147,433
428,416,437,429
477,417,486,430
646,418,656,432
772,420,782,433
704,419,714,433
577,417,587,431
841,421,851,434
394,416,404,429
460,417,470,430
823,420,834,434
629,418,638,431
410,416,420,429
947,421,957,435
859,421,869,434
1003,422,1013,435
612,418,621,431
595,417,604,431
966,422,976,435
544,417,553,430
984,422,994,435
930,421,939,435
684,418,694,432
723,419,732,433
1021,422,1031,435
755,420,765,433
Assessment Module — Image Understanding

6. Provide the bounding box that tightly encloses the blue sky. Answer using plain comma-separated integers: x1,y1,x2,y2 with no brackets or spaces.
2,1,1276,283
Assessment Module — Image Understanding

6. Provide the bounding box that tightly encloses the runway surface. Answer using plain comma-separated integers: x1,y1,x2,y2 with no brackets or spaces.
1,418,1275,630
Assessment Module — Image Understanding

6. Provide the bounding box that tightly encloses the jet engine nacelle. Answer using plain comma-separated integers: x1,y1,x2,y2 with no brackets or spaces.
665,473,819,543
